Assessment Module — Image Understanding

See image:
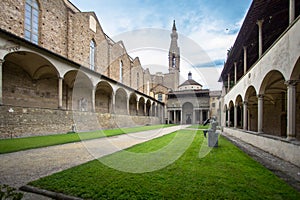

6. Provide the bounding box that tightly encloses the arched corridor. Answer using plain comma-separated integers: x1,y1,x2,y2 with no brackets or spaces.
95,81,113,113
115,88,127,115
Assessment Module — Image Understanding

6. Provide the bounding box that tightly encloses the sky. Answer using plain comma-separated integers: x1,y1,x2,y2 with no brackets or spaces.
70,0,252,90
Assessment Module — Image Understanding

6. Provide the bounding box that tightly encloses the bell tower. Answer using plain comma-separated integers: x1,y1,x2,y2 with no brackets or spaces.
169,20,180,72
168,20,180,90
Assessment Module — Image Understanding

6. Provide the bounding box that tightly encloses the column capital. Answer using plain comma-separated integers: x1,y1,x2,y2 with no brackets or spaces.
256,19,264,27
0,59,4,65
285,80,298,86
243,101,248,106
257,94,264,99
243,45,247,50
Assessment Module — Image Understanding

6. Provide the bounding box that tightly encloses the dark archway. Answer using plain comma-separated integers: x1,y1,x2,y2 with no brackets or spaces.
129,93,137,115
245,86,258,131
115,88,127,115
182,102,193,124
260,70,286,137
95,81,113,113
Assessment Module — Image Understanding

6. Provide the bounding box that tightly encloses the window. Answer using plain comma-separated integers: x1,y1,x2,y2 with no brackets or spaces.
119,60,123,83
24,0,39,44
158,93,163,102
90,40,95,70
172,54,176,67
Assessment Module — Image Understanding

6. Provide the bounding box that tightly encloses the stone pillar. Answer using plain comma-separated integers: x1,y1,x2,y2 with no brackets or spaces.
91,87,96,112
234,105,238,128
256,19,264,58
111,93,115,114
0,59,4,105
127,98,130,115
149,104,152,116
173,110,176,124
227,73,230,91
144,102,147,116
289,0,295,24
180,109,183,124
200,110,203,124
243,101,248,130
243,46,247,74
154,104,157,117
136,101,139,115
227,109,231,127
234,62,237,84
192,109,195,124
58,77,63,109
286,80,297,140
257,94,264,133
167,110,170,124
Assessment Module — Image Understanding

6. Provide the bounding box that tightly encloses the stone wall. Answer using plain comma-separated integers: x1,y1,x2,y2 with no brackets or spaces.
223,127,300,167
0,105,160,139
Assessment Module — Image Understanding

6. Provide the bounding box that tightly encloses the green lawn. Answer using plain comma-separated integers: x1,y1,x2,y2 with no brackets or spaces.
29,130,300,199
188,124,209,129
0,124,174,154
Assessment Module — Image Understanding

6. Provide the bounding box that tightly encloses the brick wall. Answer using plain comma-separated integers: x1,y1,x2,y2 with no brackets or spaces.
0,105,160,139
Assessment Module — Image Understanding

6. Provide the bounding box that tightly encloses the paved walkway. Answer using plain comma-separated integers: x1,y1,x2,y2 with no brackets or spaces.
0,125,188,199
221,132,300,192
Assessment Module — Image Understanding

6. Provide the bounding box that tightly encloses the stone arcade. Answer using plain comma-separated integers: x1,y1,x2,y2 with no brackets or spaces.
220,0,300,167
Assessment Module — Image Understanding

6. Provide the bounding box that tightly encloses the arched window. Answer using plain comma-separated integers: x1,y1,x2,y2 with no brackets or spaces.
172,54,176,67
119,60,123,83
90,40,95,70
24,0,39,44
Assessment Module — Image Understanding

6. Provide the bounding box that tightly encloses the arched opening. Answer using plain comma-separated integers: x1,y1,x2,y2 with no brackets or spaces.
115,88,127,115
129,93,137,115
146,100,151,116
3,51,60,109
235,95,243,128
260,70,286,137
245,86,258,131
152,102,156,117
95,81,113,113
138,97,145,116
182,102,193,124
290,57,300,140
228,101,234,127
72,71,93,111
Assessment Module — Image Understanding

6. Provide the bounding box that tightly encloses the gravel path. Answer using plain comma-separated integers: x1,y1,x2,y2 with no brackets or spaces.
0,125,188,190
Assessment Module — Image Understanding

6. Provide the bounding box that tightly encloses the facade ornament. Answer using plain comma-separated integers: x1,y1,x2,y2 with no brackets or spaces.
0,40,20,52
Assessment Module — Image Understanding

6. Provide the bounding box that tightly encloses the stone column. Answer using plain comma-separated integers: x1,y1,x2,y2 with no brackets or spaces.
257,94,264,133
173,110,176,124
144,102,147,116
243,46,247,74
192,109,195,124
290,0,295,24
286,80,297,140
136,101,139,115
149,104,152,116
227,73,230,91
180,109,183,124
167,110,170,124
126,98,130,115
234,62,237,84
91,87,96,112
58,77,63,109
256,19,264,58
200,110,203,124
0,59,4,105
243,101,248,130
111,93,115,114
234,105,238,128
227,109,231,127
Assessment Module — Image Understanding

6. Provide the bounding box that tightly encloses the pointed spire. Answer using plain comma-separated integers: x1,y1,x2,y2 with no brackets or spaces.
172,20,177,31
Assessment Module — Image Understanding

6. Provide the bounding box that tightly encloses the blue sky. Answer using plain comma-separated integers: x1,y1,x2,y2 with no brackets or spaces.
70,0,252,90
